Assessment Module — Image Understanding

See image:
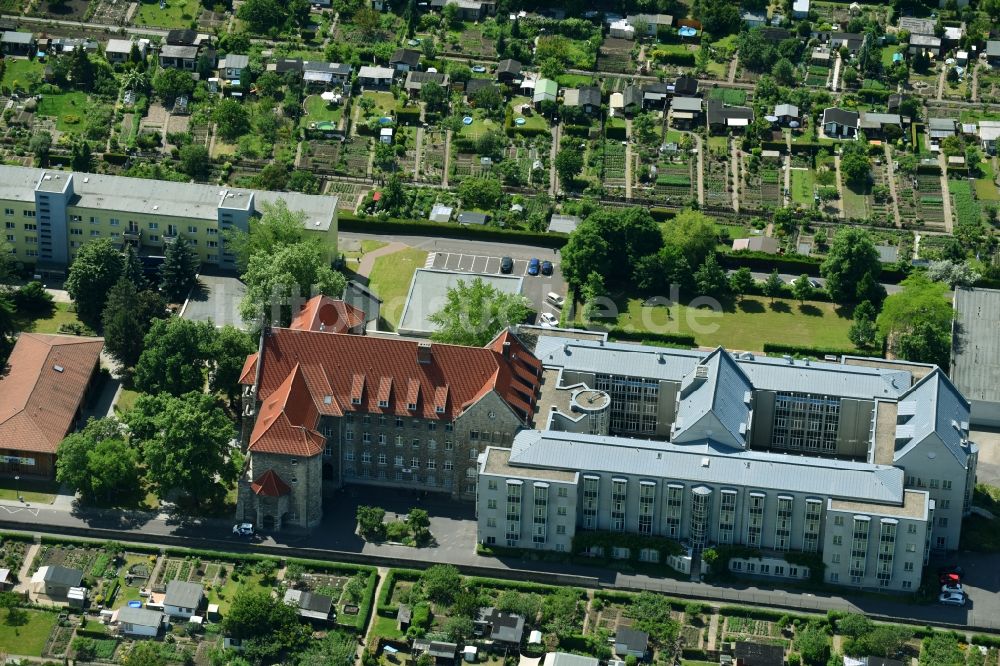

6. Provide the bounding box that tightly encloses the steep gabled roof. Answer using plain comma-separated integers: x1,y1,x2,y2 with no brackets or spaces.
822,106,859,127
290,295,365,333
248,363,326,457
0,333,103,454
894,368,972,465
671,347,753,449
251,469,292,497
243,328,540,453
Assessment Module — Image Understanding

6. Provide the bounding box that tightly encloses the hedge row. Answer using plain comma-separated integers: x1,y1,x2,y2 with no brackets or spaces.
608,327,696,347
39,534,161,555
760,342,857,358
718,250,823,276
972,634,1000,648
376,568,422,618
338,214,569,248
719,605,820,623
606,123,627,140
466,576,567,595
338,569,379,632
572,530,685,561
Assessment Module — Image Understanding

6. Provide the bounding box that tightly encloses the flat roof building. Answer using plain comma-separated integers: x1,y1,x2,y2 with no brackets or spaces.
951,288,1000,426
0,166,338,270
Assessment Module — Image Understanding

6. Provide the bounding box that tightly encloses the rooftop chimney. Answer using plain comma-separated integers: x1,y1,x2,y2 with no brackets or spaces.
417,341,432,365
502,341,511,357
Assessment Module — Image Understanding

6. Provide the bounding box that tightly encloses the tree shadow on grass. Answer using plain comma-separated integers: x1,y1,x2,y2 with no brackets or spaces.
770,301,792,313
737,299,765,314
798,304,824,317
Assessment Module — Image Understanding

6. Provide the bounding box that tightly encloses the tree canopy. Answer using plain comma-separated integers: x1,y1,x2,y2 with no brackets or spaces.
159,235,199,302
428,277,531,346
225,199,307,271
65,238,126,329
223,589,310,663
562,207,662,288
56,418,142,504
876,274,952,367
820,228,881,304
134,318,216,396
101,278,168,369
239,241,346,327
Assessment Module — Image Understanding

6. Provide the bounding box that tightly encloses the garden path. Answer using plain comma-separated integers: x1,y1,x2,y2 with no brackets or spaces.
937,152,954,232
624,118,633,199
442,130,452,187
730,141,740,212
833,155,846,219
705,611,719,651
549,123,560,196
12,543,39,594
831,54,841,92
883,143,901,228
936,66,946,101
356,242,409,278
971,62,979,103
693,133,704,205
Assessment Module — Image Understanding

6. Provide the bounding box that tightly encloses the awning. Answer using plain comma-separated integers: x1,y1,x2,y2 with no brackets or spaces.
727,118,750,127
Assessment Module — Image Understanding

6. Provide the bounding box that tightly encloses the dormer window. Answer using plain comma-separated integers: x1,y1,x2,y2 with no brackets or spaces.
351,397,362,405
408,402,417,411
378,399,389,408
435,406,445,414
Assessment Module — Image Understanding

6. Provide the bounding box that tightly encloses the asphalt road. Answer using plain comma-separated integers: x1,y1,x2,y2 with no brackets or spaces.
2,486,999,631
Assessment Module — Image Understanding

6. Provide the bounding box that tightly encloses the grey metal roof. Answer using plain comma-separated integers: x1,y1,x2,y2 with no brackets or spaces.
221,53,249,69
928,118,957,131
547,654,599,666
952,288,1000,405
536,337,912,401
164,580,204,609
909,34,941,47
672,349,752,449
1,31,34,44
502,430,906,504
547,214,581,234
672,96,702,112
161,44,198,59
390,48,421,66
358,65,394,79
478,607,525,643
616,627,649,652
898,16,935,35
895,369,973,465
774,103,799,118
43,565,83,586
0,166,337,230
118,606,164,627
988,41,1000,58
497,59,522,75
860,112,903,130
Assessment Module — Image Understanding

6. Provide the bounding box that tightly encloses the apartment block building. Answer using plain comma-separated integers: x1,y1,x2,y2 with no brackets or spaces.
475,332,977,592
236,297,541,530
0,166,338,271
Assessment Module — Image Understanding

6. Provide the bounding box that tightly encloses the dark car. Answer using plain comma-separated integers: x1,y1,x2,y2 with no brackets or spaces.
540,260,553,276
527,258,540,276
500,256,514,274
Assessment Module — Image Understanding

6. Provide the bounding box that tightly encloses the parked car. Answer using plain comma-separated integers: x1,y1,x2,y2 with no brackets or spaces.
233,523,254,537
547,292,565,308
539,312,558,327
938,591,966,606
527,258,540,276
500,256,514,274
541,260,553,276
941,583,964,595
940,572,961,585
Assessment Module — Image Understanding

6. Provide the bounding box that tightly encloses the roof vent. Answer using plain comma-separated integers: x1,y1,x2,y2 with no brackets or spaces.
53,365,64,373
153,205,159,210
83,177,89,183
694,365,709,379
783,355,793,364
701,457,710,468
323,395,333,405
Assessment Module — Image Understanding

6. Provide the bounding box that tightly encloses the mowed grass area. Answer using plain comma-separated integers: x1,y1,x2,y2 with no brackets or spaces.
359,91,396,118
0,609,58,656
367,247,428,330
14,302,85,334
301,94,344,127
509,96,547,132
842,183,871,220
114,388,142,415
975,159,1000,201
790,169,815,206
0,477,59,504
35,91,90,131
613,295,855,351
1,58,45,89
459,115,501,140
133,0,201,27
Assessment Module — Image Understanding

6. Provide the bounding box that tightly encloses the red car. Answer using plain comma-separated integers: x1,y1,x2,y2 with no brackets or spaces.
940,572,961,586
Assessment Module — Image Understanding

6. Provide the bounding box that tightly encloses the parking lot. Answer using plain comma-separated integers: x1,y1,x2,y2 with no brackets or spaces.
428,251,567,320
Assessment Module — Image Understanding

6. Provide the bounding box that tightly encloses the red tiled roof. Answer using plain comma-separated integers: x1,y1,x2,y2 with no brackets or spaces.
244,329,540,445
248,363,325,457
239,352,258,385
0,333,103,455
289,295,365,333
251,469,292,497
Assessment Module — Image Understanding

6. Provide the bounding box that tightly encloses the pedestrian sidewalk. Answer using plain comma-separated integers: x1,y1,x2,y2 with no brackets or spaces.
355,242,408,278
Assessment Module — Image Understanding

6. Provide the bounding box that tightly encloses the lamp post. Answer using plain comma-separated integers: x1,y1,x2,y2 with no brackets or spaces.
14,475,21,502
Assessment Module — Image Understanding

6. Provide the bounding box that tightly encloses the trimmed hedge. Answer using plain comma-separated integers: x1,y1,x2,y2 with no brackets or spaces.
562,124,591,138
338,214,569,248
719,605,820,623
718,250,822,276
761,342,856,357
608,327,696,347
466,576,565,594
337,569,379,632
972,634,1000,648
376,568,422,618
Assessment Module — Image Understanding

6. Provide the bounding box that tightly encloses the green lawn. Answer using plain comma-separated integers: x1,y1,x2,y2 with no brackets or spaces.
554,73,594,88
359,91,397,118
114,389,141,415
459,115,501,140
301,94,344,128
110,554,156,610
0,609,58,656
367,248,428,330
371,614,406,640
0,477,59,504
611,294,855,351
133,0,201,27
707,135,728,154
510,96,547,132
35,92,91,132
1,58,45,90
790,169,815,206
15,302,85,334
974,160,1000,201
205,572,271,615
842,183,871,220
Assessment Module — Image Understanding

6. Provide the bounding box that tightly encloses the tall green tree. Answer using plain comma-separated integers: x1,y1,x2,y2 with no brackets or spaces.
224,590,310,663
210,325,256,403
561,207,663,288
56,418,142,504
848,300,878,350
239,241,346,326
428,277,531,346
134,318,216,396
71,141,93,172
729,266,755,303
224,199,307,271
213,98,251,141
179,144,211,180
792,274,814,303
694,254,729,297
122,244,147,290
555,147,584,188
159,234,199,302
125,391,237,507
65,238,125,328
102,277,168,369
820,228,881,304
152,67,194,101
662,209,718,268
763,269,784,302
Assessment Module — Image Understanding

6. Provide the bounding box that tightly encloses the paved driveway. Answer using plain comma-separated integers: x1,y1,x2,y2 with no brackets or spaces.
180,274,247,329
429,251,566,320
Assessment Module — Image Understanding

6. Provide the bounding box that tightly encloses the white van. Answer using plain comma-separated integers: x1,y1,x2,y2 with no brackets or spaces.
546,292,565,308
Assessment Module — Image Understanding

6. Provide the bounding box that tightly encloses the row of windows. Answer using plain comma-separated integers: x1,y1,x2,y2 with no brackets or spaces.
346,414,455,431
906,476,953,491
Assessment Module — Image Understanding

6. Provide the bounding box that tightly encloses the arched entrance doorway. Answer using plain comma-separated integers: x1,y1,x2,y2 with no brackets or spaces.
262,514,276,530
